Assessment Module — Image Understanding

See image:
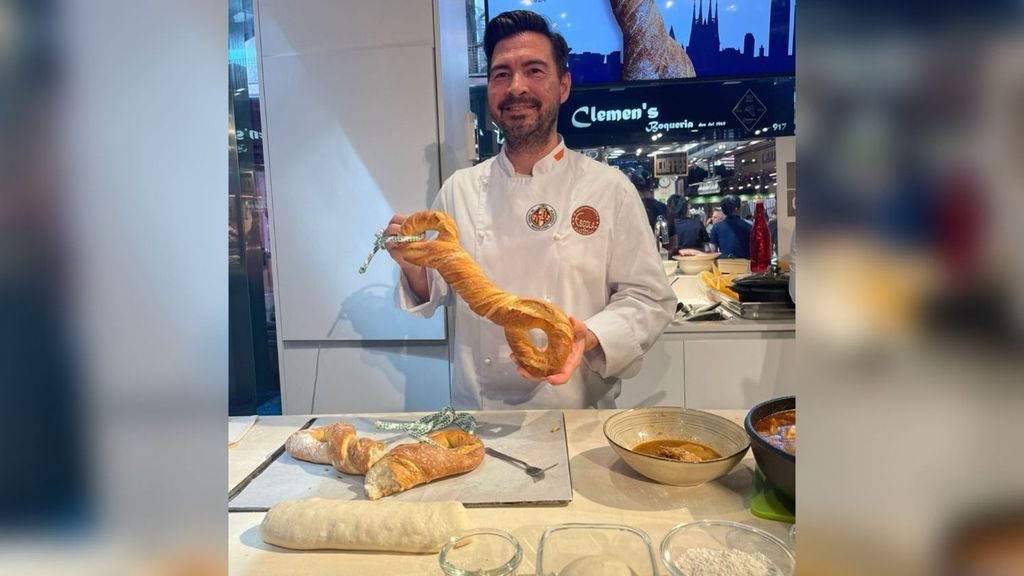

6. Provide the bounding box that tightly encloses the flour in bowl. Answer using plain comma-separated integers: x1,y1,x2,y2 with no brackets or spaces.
673,547,782,576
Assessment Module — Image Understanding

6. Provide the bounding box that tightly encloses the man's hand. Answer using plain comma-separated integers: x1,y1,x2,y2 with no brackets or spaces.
512,317,599,385
383,214,428,302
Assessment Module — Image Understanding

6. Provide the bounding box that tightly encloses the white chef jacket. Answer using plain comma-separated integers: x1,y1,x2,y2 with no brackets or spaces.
397,138,675,409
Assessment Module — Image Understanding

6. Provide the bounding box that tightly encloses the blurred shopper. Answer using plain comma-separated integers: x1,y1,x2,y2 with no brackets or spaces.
710,195,753,258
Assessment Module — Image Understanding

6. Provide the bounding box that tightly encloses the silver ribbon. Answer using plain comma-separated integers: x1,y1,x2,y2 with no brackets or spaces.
374,406,477,447
358,229,426,274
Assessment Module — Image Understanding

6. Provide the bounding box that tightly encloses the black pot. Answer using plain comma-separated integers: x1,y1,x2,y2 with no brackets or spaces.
745,396,795,503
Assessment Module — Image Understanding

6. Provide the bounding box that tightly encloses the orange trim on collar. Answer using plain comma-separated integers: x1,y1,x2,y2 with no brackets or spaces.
554,148,565,161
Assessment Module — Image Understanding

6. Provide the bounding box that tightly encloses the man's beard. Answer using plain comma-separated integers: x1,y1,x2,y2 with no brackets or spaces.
496,98,558,154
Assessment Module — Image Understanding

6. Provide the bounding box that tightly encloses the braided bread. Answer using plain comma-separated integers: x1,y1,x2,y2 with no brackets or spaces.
399,211,574,378
611,0,696,80
364,429,485,500
285,422,386,475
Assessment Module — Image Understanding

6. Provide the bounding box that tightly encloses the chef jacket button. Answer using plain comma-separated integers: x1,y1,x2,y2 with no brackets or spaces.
483,357,492,366
544,296,552,303
477,231,485,240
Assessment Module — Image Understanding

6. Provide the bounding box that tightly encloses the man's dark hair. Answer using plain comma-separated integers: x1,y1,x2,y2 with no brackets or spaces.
720,195,741,216
667,194,688,220
484,10,569,76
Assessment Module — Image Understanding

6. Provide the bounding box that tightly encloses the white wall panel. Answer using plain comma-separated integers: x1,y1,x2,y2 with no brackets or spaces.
281,345,450,414
257,0,434,57
258,0,444,342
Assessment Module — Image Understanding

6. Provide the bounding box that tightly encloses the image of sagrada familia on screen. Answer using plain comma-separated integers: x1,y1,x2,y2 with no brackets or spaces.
570,0,795,84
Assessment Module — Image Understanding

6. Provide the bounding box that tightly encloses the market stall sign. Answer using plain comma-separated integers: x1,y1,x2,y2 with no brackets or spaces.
558,76,794,148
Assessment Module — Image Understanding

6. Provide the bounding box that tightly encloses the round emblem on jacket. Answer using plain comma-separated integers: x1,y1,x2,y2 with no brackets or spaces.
526,203,557,231
571,205,600,236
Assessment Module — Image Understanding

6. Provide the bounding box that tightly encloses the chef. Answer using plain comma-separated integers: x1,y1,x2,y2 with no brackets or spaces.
384,10,675,409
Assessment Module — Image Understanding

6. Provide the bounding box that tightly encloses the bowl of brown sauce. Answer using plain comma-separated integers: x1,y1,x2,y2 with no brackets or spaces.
603,407,750,487
745,396,795,502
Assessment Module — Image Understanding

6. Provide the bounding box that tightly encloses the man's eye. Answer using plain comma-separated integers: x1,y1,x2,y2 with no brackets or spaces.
492,71,509,79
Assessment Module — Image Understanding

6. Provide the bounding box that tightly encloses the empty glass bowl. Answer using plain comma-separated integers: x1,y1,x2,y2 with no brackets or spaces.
536,523,659,576
438,529,522,576
661,520,795,576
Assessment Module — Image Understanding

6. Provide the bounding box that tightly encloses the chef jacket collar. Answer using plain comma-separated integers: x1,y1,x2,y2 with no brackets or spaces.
495,136,567,178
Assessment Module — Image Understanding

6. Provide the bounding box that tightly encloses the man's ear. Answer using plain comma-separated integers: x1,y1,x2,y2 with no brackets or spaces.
559,71,572,104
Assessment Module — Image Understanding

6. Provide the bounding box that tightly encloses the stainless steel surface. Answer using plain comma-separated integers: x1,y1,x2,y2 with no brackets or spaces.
719,295,795,320
654,215,669,247
485,447,557,478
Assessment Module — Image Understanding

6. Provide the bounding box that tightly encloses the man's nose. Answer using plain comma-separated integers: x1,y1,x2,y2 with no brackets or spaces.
508,72,528,95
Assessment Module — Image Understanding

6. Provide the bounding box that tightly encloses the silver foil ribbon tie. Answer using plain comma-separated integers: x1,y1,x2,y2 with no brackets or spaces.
373,406,478,447
358,229,426,274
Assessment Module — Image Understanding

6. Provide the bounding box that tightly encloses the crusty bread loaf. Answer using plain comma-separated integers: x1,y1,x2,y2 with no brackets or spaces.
285,422,385,475
611,0,696,80
260,498,473,553
364,429,485,500
399,211,573,378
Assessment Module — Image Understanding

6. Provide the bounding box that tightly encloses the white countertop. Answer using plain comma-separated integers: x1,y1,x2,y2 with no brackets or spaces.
228,410,793,575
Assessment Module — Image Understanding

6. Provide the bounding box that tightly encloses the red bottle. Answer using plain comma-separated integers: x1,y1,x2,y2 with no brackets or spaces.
749,201,772,273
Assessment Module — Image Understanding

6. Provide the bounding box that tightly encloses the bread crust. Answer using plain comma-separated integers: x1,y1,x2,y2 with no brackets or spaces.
399,211,574,377
364,429,485,500
285,422,385,475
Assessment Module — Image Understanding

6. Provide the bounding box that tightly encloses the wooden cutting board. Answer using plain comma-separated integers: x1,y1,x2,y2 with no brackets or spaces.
228,410,572,510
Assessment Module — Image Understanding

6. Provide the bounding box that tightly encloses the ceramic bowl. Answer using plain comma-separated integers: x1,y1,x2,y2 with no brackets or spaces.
603,407,749,487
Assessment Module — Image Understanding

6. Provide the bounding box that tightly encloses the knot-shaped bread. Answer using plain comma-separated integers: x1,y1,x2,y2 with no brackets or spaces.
398,211,573,378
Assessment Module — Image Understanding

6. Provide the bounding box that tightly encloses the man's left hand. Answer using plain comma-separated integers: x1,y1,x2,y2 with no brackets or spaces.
512,317,598,385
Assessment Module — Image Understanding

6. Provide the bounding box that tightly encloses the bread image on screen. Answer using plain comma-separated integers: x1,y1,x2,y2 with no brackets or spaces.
364,429,485,500
610,0,696,80
398,211,573,378
284,422,385,475
260,498,474,553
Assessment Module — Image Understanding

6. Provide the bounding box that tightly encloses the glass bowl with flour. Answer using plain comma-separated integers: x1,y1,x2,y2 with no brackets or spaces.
661,520,795,576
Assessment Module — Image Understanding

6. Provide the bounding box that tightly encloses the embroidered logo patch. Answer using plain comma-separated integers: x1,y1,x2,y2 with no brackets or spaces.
526,203,557,231
571,205,600,236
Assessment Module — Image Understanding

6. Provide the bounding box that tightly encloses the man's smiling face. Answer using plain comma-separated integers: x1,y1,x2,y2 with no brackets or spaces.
487,31,571,151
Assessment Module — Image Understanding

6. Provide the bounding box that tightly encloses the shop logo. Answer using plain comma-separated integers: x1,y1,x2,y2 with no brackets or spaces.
526,204,557,231
571,205,600,236
571,102,659,128
732,89,767,132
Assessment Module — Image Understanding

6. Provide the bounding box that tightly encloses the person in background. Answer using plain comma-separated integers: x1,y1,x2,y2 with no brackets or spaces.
710,195,753,258
707,208,724,235
384,10,675,410
666,194,708,252
630,171,666,233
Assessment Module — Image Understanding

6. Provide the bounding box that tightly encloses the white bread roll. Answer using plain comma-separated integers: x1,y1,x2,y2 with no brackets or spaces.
260,498,472,554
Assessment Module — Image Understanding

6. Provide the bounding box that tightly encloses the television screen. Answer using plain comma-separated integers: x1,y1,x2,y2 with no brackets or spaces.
486,0,795,84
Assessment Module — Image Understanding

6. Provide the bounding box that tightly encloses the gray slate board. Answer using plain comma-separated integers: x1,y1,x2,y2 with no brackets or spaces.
229,410,572,510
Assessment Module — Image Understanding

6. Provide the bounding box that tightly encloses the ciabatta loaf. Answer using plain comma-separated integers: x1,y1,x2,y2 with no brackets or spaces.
260,498,473,553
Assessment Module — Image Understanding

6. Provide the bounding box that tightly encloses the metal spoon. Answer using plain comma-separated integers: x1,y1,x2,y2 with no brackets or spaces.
485,447,556,477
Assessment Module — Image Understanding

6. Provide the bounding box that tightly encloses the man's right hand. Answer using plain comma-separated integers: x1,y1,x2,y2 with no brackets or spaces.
384,214,429,302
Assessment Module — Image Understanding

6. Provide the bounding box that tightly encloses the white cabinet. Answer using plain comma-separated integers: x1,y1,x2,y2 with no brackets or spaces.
619,329,795,410
616,335,685,408
683,333,796,409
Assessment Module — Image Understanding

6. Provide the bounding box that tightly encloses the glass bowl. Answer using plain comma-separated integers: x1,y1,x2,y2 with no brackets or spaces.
661,520,795,576
536,523,658,576
438,529,522,576
603,407,750,487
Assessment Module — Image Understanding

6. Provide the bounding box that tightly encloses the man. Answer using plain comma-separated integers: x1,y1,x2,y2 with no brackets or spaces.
630,171,666,233
710,195,753,258
667,194,708,252
384,10,675,409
